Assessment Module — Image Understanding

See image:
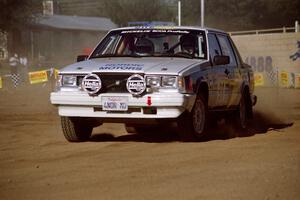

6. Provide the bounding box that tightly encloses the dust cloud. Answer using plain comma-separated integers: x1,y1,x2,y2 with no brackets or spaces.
208,87,299,141
254,87,299,124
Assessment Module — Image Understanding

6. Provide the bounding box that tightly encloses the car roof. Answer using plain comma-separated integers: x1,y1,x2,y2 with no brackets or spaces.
110,26,228,35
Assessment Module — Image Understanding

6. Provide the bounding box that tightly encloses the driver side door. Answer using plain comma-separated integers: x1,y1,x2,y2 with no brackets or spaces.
207,33,228,108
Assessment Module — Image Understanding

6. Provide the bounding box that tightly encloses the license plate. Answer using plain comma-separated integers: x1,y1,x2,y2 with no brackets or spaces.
102,96,128,111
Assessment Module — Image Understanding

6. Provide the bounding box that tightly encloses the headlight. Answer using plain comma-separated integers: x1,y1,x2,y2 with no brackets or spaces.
146,75,178,89
62,75,77,87
162,76,177,88
146,76,161,87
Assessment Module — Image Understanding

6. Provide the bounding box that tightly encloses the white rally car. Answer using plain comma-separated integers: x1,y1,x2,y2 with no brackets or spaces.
51,26,256,142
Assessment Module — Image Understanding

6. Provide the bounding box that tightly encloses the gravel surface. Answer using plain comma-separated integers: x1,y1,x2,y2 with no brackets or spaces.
0,84,299,200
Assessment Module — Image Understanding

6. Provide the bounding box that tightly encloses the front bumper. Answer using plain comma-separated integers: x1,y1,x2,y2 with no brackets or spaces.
50,91,195,119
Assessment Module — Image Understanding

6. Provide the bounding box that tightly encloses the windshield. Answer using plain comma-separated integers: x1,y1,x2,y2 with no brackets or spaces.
90,29,207,59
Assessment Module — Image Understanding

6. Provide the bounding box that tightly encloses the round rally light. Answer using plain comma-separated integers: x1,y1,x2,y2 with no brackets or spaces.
82,74,102,95
126,74,146,95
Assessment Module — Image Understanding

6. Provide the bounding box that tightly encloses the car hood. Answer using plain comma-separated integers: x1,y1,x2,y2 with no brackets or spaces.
60,57,206,75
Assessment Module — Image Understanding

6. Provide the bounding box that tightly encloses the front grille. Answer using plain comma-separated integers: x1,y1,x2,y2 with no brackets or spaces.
78,73,144,94
97,73,132,93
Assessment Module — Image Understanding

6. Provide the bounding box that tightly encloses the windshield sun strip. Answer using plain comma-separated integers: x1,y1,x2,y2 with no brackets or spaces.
89,29,207,59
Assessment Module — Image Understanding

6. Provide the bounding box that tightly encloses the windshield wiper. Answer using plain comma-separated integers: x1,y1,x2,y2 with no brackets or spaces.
154,53,195,59
90,54,141,59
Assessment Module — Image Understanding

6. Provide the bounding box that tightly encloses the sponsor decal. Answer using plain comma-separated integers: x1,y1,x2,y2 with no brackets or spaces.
121,30,151,34
54,69,59,79
28,70,48,84
99,63,144,71
121,29,189,34
126,74,146,95
296,73,300,88
254,73,264,86
152,29,190,34
82,74,102,95
280,71,289,87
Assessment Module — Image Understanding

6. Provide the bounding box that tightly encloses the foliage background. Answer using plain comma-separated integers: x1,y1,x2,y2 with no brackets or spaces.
1,0,299,33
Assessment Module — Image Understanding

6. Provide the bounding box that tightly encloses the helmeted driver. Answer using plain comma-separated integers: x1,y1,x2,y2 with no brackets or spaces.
180,34,196,55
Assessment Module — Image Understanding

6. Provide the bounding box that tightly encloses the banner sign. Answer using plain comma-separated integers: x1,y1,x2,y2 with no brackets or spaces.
254,73,264,86
28,70,48,84
54,69,59,79
279,71,288,87
296,73,300,88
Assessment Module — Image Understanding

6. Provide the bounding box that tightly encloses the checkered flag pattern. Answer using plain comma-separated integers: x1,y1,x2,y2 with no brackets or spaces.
11,74,21,88
265,69,278,86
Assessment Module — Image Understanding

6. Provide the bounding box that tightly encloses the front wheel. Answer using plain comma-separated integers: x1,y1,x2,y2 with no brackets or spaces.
177,94,209,141
61,116,93,142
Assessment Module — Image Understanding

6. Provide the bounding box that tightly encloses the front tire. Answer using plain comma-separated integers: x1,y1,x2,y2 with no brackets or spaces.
178,93,209,141
61,116,93,142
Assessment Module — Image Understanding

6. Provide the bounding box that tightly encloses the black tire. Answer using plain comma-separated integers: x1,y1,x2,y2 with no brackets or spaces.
177,93,209,141
61,116,93,142
234,92,249,131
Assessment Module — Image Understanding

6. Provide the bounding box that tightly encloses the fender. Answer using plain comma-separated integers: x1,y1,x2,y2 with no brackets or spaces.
239,81,254,118
240,81,249,96
182,74,208,112
195,78,209,103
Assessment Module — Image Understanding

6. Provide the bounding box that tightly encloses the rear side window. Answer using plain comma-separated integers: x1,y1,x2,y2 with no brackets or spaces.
217,35,237,66
208,33,221,65
228,37,243,66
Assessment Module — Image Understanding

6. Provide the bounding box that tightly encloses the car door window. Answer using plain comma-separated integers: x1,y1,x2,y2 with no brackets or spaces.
217,35,237,67
228,37,243,66
208,33,221,65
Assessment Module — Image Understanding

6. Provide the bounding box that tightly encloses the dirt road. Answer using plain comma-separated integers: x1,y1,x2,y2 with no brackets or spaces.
0,84,299,200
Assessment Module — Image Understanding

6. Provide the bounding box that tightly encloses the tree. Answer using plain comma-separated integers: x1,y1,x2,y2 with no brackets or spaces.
0,0,42,33
0,0,42,57
257,0,300,29
102,0,175,26
181,0,300,31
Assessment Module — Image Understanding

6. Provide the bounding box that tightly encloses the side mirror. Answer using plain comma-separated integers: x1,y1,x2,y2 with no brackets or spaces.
77,55,88,62
213,55,230,65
